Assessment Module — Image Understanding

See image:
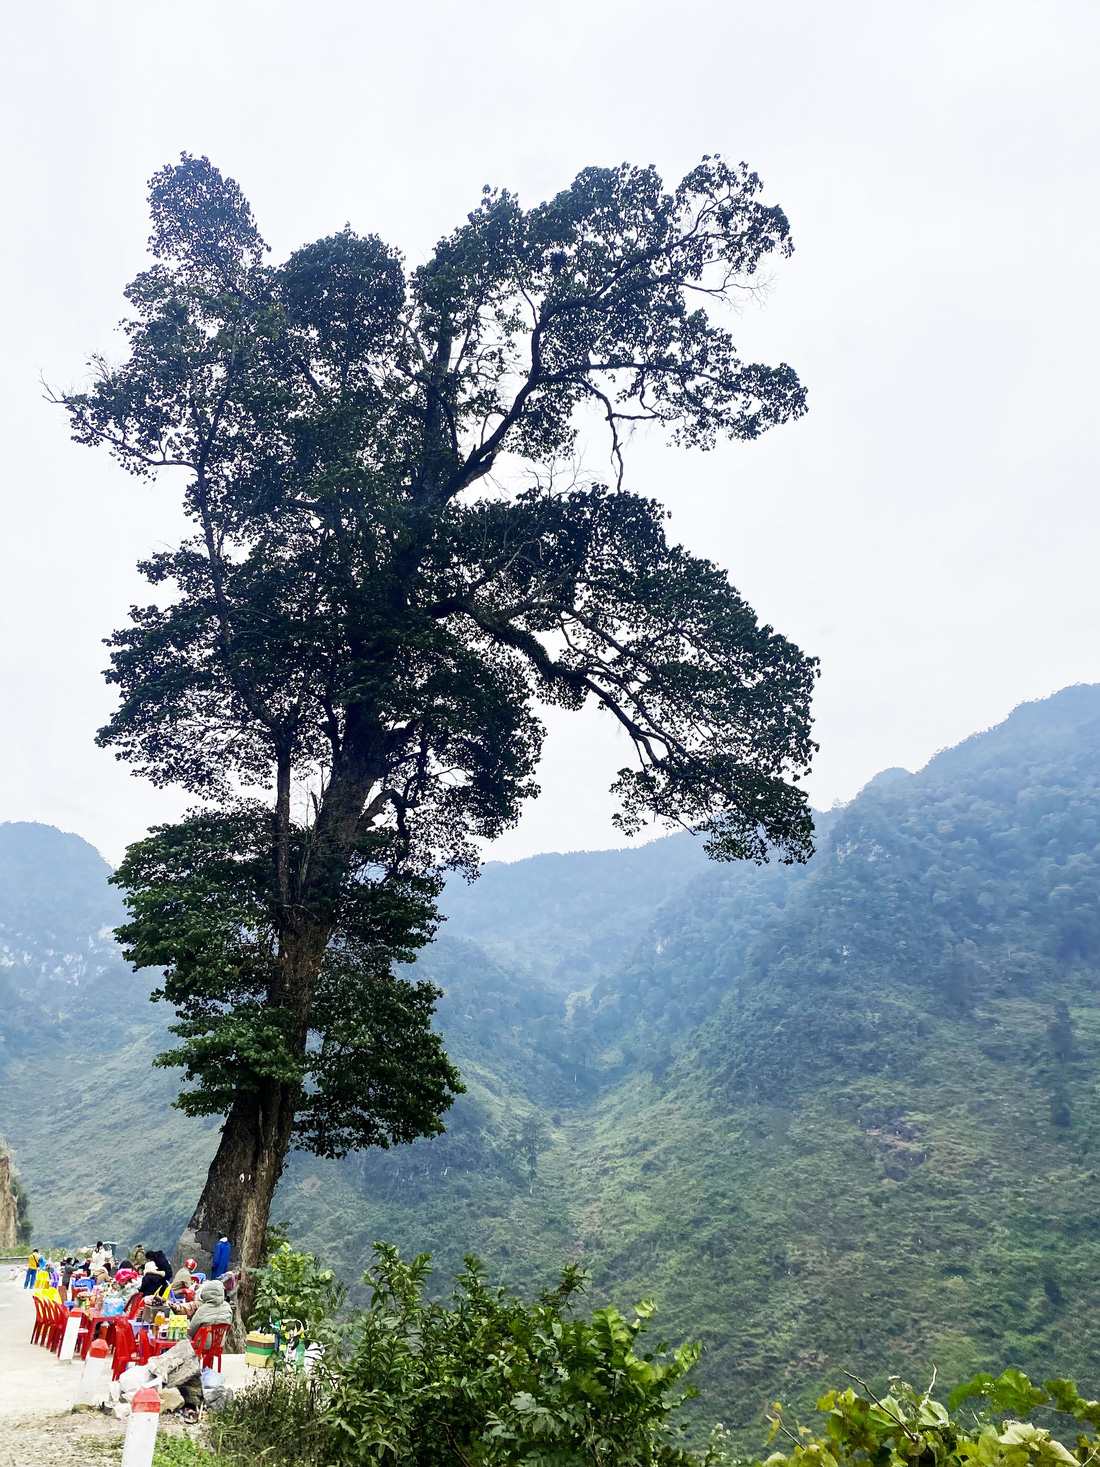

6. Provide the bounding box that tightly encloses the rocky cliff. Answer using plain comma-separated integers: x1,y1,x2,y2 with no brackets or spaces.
0,1145,18,1250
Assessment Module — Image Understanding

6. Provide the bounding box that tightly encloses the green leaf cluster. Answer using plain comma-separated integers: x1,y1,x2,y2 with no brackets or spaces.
321,1244,706,1467
250,1241,346,1342
112,810,462,1157
762,1370,1100,1467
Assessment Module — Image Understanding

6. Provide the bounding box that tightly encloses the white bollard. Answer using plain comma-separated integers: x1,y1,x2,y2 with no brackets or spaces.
58,1311,83,1362
121,1387,161,1467
73,1337,112,1409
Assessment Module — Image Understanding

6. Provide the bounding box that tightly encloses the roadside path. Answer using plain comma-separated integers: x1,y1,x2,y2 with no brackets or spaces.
0,1279,126,1463
0,1278,253,1464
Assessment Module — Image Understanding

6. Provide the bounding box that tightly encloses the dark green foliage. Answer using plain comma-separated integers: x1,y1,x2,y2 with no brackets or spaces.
53,151,815,1237
220,1245,710,1467
12,1171,32,1247
323,1246,705,1467
112,813,460,1157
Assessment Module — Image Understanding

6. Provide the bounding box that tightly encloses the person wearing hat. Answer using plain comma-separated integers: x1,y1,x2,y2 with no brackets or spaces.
170,1258,197,1294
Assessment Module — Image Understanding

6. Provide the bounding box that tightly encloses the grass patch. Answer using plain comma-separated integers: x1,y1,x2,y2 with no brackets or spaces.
205,1374,330,1467
153,1437,236,1467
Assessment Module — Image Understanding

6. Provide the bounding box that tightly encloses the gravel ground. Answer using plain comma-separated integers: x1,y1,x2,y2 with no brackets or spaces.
0,1410,127,1466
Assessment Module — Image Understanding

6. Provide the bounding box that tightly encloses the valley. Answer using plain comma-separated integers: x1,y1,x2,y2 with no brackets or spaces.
3,684,1100,1444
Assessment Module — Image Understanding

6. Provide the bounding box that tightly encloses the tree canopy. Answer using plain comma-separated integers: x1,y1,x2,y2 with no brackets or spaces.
59,151,816,1281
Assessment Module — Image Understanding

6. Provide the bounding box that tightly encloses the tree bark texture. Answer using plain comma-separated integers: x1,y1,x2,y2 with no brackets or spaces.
174,905,340,1323
174,1078,298,1326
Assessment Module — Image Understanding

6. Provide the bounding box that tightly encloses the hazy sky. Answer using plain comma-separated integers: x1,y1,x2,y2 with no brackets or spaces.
1,1,1097,865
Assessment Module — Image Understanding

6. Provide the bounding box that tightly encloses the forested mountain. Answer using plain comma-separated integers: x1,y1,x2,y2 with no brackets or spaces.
3,685,1100,1444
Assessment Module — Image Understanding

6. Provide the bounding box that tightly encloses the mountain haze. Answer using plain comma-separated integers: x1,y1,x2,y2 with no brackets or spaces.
3,686,1100,1442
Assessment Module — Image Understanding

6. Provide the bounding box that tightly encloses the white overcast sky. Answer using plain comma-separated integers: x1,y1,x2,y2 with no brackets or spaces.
1,0,1097,865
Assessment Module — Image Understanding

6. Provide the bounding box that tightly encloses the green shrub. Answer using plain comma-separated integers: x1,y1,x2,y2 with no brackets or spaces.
249,1241,345,1342
208,1372,330,1467
322,1243,708,1467
152,1438,236,1467
757,1368,1100,1467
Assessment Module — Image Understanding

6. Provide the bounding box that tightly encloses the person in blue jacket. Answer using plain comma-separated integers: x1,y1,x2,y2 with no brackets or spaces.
211,1235,231,1278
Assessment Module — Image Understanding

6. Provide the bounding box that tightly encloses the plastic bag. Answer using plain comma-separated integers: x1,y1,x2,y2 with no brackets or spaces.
118,1363,155,1399
200,1367,224,1389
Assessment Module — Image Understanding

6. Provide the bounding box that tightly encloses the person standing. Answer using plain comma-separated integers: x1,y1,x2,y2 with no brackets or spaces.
132,1243,146,1270
23,1248,40,1289
210,1236,231,1277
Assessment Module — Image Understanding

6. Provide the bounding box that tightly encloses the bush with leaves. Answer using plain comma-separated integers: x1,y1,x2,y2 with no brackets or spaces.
757,1368,1100,1467
318,1244,711,1467
249,1241,345,1342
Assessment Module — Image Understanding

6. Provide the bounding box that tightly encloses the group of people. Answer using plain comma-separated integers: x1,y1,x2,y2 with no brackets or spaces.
26,1236,234,1296
23,1235,237,1422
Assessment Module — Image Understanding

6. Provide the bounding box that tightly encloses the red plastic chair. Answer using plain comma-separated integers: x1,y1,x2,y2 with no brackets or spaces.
110,1319,140,1380
30,1294,45,1345
46,1300,69,1353
124,1291,145,1319
52,1307,79,1358
190,1322,230,1373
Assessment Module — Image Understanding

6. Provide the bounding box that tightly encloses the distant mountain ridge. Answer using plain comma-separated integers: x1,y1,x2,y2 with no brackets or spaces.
3,685,1100,1446
0,821,126,993
439,832,712,991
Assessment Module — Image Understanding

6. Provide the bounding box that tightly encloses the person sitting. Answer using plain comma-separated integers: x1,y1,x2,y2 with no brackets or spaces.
189,1278,233,1338
131,1244,146,1270
169,1259,196,1293
139,1260,167,1296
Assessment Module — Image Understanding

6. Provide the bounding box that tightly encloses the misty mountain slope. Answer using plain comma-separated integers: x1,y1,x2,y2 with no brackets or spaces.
438,831,712,991
3,688,1100,1447
292,686,1100,1438
0,822,126,989
699,681,1100,1105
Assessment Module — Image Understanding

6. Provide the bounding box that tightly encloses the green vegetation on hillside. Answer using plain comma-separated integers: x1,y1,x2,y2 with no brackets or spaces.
4,687,1100,1445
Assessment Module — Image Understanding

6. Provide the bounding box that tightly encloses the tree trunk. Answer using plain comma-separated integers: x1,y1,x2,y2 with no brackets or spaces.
174,766,371,1334
174,1077,298,1332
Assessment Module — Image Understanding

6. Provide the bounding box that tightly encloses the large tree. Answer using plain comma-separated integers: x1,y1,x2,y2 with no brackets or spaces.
60,153,817,1306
